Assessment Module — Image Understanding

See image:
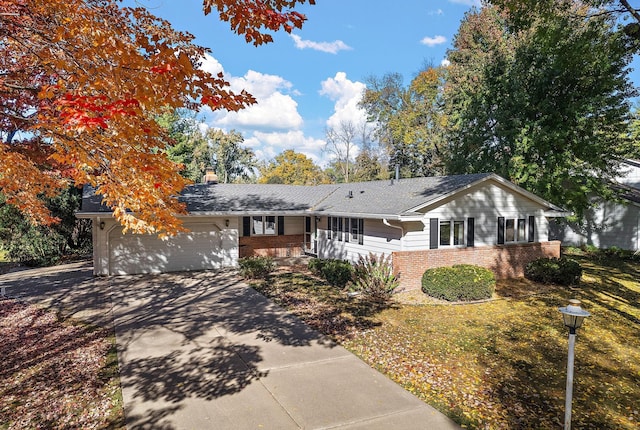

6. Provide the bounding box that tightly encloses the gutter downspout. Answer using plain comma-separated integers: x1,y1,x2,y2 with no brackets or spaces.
383,218,404,251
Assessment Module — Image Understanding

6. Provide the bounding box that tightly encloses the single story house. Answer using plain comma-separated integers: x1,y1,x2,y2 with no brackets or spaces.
549,159,640,251
78,173,566,290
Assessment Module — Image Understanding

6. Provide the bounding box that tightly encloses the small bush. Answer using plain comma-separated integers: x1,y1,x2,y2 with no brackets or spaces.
524,257,582,286
351,253,400,303
307,258,326,276
421,265,495,302
321,259,354,288
238,256,276,279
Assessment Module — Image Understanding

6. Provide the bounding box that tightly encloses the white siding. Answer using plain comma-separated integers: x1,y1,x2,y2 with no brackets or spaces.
550,199,640,251
420,181,550,247
402,221,429,251
617,161,640,189
317,217,401,263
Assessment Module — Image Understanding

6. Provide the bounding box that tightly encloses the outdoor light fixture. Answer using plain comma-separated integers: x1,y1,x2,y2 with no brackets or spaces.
99,221,105,230
225,219,229,227
559,299,591,430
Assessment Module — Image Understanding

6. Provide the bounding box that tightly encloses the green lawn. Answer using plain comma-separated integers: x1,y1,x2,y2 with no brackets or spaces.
251,254,640,429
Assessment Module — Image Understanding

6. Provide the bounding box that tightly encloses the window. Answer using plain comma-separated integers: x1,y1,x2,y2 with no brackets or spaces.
351,218,358,241
439,220,464,246
453,221,464,245
517,219,526,242
439,221,451,246
251,215,276,236
497,216,532,244
327,217,363,244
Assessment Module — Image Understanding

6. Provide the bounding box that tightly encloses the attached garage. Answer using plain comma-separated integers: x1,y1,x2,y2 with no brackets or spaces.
90,218,238,276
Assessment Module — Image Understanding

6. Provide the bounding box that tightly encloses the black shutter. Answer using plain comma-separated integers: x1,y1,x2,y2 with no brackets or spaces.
430,218,439,249
338,217,343,241
358,218,364,245
305,216,311,232
497,217,505,244
243,216,251,237
327,217,332,240
277,216,285,235
467,217,475,247
528,216,535,242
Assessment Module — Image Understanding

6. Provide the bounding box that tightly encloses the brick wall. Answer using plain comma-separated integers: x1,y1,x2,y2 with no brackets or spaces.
392,241,561,291
239,235,304,258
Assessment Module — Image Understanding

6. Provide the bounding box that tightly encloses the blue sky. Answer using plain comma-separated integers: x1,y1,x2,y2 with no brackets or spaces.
129,0,637,167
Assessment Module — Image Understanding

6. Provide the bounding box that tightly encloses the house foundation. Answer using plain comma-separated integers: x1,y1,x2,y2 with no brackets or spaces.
392,241,561,291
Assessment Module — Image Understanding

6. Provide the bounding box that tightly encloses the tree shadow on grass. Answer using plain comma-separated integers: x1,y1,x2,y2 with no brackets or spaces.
249,270,395,341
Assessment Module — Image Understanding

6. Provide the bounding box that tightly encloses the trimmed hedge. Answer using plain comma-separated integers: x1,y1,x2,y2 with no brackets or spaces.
421,264,495,302
308,258,354,288
238,256,276,279
524,257,582,286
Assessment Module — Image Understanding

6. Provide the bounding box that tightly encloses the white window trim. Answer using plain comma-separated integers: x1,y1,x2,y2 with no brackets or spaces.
439,219,466,247
505,217,527,243
252,215,277,236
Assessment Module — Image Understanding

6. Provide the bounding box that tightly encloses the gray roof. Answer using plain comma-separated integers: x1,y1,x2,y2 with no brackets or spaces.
81,173,555,218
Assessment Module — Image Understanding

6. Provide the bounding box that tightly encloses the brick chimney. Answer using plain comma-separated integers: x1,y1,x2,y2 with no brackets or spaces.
203,166,218,184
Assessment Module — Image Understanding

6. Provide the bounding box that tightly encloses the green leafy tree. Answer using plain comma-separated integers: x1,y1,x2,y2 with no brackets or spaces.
206,129,257,183
0,187,92,266
491,0,640,49
352,146,387,182
161,109,211,183
444,3,637,218
258,150,328,185
360,66,448,178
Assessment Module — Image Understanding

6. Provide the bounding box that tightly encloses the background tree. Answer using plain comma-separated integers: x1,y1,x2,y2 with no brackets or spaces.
205,129,257,183
0,187,92,266
351,149,386,182
444,3,637,218
0,0,313,236
160,109,211,183
258,150,328,185
491,0,640,48
360,66,448,178
324,120,372,183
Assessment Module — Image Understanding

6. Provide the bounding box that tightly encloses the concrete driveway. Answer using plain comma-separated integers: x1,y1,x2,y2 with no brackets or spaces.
1,263,461,430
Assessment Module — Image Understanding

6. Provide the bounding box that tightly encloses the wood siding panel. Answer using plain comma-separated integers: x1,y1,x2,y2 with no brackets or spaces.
422,182,550,246
317,218,400,262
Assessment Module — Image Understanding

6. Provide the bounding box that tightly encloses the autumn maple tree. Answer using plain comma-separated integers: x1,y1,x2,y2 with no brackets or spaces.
0,0,313,235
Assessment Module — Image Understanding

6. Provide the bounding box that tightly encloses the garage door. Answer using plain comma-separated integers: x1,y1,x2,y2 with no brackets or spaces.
108,222,238,275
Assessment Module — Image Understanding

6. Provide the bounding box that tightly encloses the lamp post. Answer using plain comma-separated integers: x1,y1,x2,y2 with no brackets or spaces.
558,299,591,430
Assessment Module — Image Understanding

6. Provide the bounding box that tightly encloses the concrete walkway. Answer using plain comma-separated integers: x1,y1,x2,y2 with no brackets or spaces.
1,263,461,430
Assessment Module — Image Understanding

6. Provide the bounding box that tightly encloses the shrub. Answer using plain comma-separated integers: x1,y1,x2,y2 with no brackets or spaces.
307,258,354,288
307,258,326,276
238,256,276,279
524,257,582,286
321,259,354,288
421,265,495,302
351,253,400,303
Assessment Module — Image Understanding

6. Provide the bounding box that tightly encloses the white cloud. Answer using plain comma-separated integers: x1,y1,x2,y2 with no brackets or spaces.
441,58,451,67
420,35,447,47
245,130,326,164
290,34,352,54
319,72,367,130
200,54,225,75
210,69,302,130
449,0,481,6
428,9,444,15
197,54,329,166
